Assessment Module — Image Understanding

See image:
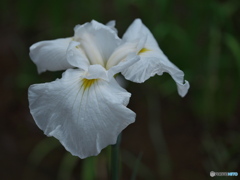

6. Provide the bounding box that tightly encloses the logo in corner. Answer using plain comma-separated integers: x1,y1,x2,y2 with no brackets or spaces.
210,171,215,177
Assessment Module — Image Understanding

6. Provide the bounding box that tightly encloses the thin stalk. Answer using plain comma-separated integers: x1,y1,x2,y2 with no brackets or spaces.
111,134,121,180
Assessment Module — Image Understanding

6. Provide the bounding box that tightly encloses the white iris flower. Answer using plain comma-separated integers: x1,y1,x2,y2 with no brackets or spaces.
28,19,189,159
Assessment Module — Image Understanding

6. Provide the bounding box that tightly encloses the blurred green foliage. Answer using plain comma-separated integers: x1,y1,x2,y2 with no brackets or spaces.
1,0,240,179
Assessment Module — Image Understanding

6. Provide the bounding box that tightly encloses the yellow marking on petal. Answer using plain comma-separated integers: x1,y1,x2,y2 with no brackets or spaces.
138,48,151,55
82,78,98,91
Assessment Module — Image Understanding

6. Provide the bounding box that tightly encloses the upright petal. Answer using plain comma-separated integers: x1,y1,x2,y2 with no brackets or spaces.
122,19,189,97
66,41,90,71
74,20,121,66
106,20,118,33
28,69,135,158
30,38,73,73
123,19,159,50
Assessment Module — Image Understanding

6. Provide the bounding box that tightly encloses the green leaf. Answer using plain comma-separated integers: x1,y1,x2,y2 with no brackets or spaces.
121,149,156,180
81,156,97,180
57,152,79,180
28,137,60,166
224,33,240,76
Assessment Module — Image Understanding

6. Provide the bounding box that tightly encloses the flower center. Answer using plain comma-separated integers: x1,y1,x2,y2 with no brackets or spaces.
81,78,98,91
138,48,150,55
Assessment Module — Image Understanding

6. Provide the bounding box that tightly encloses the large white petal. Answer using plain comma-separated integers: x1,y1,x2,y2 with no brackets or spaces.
74,20,121,66
122,19,189,97
28,69,135,158
29,38,73,73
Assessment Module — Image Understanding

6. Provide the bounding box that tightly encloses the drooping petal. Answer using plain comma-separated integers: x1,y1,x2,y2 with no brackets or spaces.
122,51,160,82
74,20,121,66
122,19,189,97
28,69,135,158
29,38,73,73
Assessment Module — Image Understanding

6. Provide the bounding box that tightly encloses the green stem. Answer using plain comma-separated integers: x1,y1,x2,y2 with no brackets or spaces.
111,133,121,180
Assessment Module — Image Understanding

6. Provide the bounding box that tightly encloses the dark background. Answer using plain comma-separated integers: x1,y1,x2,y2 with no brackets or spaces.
1,0,240,179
